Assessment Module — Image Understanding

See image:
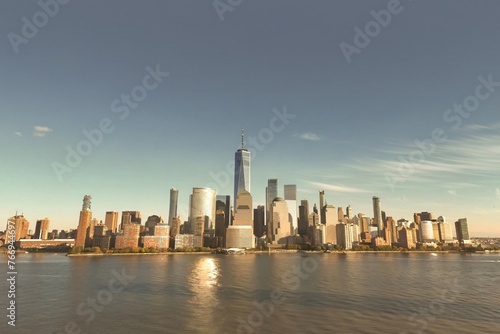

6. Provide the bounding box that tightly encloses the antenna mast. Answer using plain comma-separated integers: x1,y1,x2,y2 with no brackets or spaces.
241,128,244,149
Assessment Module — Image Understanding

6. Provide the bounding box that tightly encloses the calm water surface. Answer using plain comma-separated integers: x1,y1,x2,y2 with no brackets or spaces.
1,252,500,334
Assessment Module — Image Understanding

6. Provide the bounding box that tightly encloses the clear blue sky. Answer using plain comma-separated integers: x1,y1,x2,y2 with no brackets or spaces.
1,0,499,236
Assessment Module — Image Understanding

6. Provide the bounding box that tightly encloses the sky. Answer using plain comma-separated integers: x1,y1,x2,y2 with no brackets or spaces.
1,0,499,237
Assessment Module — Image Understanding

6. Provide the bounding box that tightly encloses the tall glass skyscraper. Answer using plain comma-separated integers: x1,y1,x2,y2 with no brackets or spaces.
266,179,278,227
234,129,250,207
168,188,178,225
189,187,216,232
373,196,383,237
284,185,298,233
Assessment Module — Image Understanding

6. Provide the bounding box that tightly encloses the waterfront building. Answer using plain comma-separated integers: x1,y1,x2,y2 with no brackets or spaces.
174,234,195,249
115,222,141,249
227,190,254,248
455,218,470,245
7,215,30,241
34,218,50,240
76,195,92,247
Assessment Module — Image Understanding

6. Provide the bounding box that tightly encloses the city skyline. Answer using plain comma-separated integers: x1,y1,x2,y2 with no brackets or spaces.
2,1,500,237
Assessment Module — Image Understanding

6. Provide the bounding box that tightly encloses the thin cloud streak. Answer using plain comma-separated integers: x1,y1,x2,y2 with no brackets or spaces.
295,132,321,141
33,126,53,137
308,181,370,193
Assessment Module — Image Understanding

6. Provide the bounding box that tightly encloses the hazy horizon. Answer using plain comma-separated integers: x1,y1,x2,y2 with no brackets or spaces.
2,0,500,237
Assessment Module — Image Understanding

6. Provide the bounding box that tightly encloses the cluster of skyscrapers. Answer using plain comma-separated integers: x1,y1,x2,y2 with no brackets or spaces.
3,132,472,251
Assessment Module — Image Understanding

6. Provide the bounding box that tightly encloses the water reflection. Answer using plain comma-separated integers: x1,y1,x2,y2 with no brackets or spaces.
185,257,221,333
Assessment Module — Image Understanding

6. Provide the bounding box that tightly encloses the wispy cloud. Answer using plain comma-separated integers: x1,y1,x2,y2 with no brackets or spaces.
33,126,53,137
295,132,321,141
343,125,500,187
448,190,457,196
496,188,500,199
14,132,22,137
308,181,369,193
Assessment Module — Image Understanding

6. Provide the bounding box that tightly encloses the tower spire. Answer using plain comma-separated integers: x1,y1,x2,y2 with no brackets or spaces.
241,128,244,149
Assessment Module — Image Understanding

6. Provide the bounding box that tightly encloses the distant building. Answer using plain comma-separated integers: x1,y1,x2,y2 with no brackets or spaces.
398,227,415,249
385,217,398,244
168,188,179,225
227,191,254,248
120,211,141,231
346,205,353,219
104,211,118,234
438,217,453,243
337,207,344,223
115,222,140,249
373,196,383,237
324,205,337,244
284,185,298,233
336,223,358,250
455,218,470,245
266,179,278,232
34,218,50,240
226,226,254,249
234,130,251,208
17,239,75,249
298,200,309,236
174,234,195,249
76,195,92,247
319,190,325,225
143,224,170,249
7,215,30,241
253,205,265,238
420,221,435,242
170,216,181,238
189,187,216,232
358,213,369,233
270,197,290,244
145,215,162,236
192,216,205,248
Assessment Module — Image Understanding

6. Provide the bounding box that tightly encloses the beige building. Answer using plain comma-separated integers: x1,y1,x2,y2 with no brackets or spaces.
324,205,337,244
269,197,290,244
7,215,30,241
226,191,254,248
104,211,118,234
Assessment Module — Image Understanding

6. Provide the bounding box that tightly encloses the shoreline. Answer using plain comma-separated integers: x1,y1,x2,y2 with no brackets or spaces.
63,249,500,257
